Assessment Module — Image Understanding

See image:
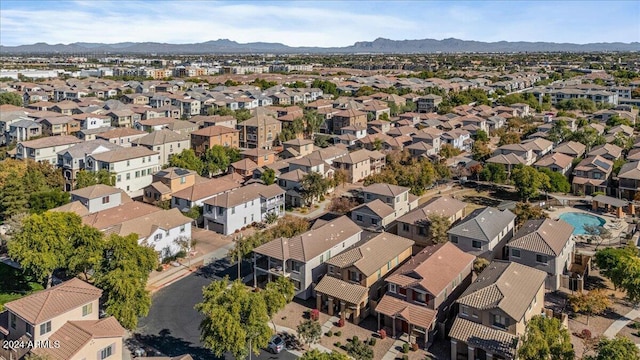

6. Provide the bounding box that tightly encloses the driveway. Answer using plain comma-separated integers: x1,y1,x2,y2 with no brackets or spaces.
136,261,297,360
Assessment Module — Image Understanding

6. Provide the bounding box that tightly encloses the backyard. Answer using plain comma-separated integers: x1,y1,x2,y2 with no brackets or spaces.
0,262,43,311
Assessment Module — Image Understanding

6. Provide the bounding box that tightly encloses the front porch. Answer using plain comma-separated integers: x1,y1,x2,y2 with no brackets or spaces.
314,276,370,325
449,317,516,360
374,294,436,350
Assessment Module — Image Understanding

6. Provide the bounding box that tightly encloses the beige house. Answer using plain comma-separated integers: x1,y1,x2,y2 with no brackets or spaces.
133,129,190,166
96,127,147,148
396,196,466,247
0,278,125,360
143,167,200,204
332,149,372,183
237,110,281,150
314,233,414,325
282,138,314,159
449,261,547,360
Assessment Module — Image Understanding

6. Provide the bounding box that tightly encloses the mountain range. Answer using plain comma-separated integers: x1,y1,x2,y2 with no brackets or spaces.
1,38,638,54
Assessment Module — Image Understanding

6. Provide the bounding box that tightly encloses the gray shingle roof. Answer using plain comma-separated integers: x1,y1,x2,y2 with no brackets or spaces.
448,207,515,243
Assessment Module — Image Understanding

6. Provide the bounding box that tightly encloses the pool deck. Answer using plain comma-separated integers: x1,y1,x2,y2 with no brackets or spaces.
547,206,628,246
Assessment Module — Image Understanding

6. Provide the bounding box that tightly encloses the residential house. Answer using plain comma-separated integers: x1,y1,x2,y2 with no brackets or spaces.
332,149,372,184
96,127,147,148
553,141,586,158
449,261,547,360
39,116,80,136
508,218,575,290
377,242,475,347
72,113,112,130
252,216,363,299
69,184,130,215
107,109,139,128
368,119,392,134
396,196,466,247
448,207,516,260
241,148,276,167
6,119,42,144
412,128,442,153
360,183,418,220
237,110,281,149
493,144,535,165
534,152,574,176
287,157,327,176
441,129,472,151
203,183,285,235
618,161,640,200
190,125,240,156
307,146,350,166
521,138,554,159
143,167,199,204
587,143,624,161
332,109,368,134
229,158,260,178
57,140,122,191
417,95,442,113
85,147,160,197
0,278,125,360
195,115,237,129
171,177,241,211
278,169,307,208
16,135,82,164
572,155,614,195
406,142,436,158
133,129,190,166
315,233,414,324
351,199,397,230
282,138,314,159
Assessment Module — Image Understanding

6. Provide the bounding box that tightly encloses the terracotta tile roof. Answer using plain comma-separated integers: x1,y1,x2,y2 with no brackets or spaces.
386,242,474,296
362,183,409,197
375,294,436,330
397,196,466,225
457,261,546,321
32,317,125,360
508,218,573,256
325,232,414,276
172,178,241,201
81,201,162,230
191,125,239,136
253,216,361,262
90,146,158,163
534,152,573,169
449,317,517,358
18,135,82,149
314,276,369,305
230,158,259,171
112,208,192,239
4,278,102,325
70,184,120,199
49,201,90,216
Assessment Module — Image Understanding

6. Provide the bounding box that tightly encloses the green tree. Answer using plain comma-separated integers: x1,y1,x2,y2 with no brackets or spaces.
261,168,276,185
472,140,492,161
439,144,462,159
345,338,374,360
202,145,239,176
498,132,521,146
300,172,330,206
196,278,272,359
235,109,252,122
0,92,23,106
74,169,116,189
589,336,640,360
304,110,324,139
480,163,508,183
263,276,295,329
517,315,574,360
512,165,550,202
300,350,350,360
538,168,571,193
427,214,451,244
8,212,79,287
28,189,70,214
297,319,322,346
185,206,203,222
473,130,489,142
594,245,640,304
513,202,548,227
94,233,157,330
67,225,105,279
569,289,611,325
0,172,28,220
168,149,204,174
473,257,490,275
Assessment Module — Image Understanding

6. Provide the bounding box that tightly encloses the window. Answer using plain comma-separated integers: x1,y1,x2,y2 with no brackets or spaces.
10,313,16,329
102,196,110,204
244,217,247,224
461,305,469,316
492,314,508,329
126,160,130,166
40,321,52,335
99,344,114,359
126,173,131,180
387,261,392,270
117,175,121,182
349,270,360,282
371,218,378,225
154,233,162,241
320,254,324,263
356,214,363,221
418,227,426,236
26,323,33,337
180,224,186,233
377,269,381,279
218,207,224,215
511,249,521,258
232,207,235,215
389,284,397,294
451,236,458,243
180,176,186,184
414,291,426,303
82,303,93,316
536,254,548,264
402,223,409,232
328,265,334,274
472,240,481,249
135,171,140,178
291,261,301,273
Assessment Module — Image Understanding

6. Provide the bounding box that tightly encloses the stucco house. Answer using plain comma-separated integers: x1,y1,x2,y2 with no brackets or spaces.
448,207,516,260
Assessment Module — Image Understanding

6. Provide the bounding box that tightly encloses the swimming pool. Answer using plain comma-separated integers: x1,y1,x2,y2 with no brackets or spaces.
558,212,606,235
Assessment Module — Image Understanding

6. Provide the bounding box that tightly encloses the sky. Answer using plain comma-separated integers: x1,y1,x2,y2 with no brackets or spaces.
1,0,639,47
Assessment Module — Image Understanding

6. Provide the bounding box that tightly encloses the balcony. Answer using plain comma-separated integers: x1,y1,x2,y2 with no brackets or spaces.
262,197,284,211
255,255,290,277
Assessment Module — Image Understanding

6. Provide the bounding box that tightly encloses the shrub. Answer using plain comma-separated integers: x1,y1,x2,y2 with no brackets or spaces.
378,329,387,339
337,319,345,327
175,250,187,259
335,331,342,337
369,338,376,346
335,341,342,347
402,356,409,360
310,309,320,321
326,331,333,337
580,329,592,339
156,265,164,272
402,343,410,354
352,335,359,342
411,342,419,351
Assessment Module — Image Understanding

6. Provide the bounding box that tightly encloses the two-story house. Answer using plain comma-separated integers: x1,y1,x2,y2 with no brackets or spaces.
360,183,417,219
376,242,475,347
253,216,362,300
0,278,125,360
190,125,240,156
6,119,42,144
533,152,574,176
281,138,314,159
449,261,547,360
572,155,614,195
143,167,199,205
241,149,276,167
417,95,443,113
314,233,414,325
618,161,640,200
203,183,285,235
95,127,147,148
493,144,536,166
508,218,575,290
132,129,190,167
448,207,516,260
554,141,586,158
57,140,123,191
441,129,472,151
587,143,624,162
237,110,281,149
86,147,160,197
332,149,372,184
39,116,80,136
16,135,83,164
171,177,241,212
70,184,127,214
396,196,466,247
521,138,554,159
331,109,368,135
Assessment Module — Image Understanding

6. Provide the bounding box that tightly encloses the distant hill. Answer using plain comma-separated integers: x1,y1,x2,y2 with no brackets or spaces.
1,37,638,54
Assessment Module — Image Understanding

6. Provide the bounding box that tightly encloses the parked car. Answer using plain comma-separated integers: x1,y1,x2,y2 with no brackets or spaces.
268,335,286,354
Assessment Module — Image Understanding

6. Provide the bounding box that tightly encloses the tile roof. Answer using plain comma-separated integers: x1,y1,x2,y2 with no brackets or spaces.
154,167,196,179
314,275,369,305
333,149,373,164
386,242,475,296
71,184,121,199
375,294,436,330
4,278,102,324
134,129,189,146
205,183,284,208
397,196,466,225
574,155,613,173
49,201,90,216
362,183,409,197
618,161,640,180
448,207,516,243
254,216,361,262
81,201,162,230
457,261,546,321
112,208,192,239
554,141,586,156
486,153,527,166
534,152,573,169
32,317,125,360
588,143,623,159
191,125,239,136
19,135,82,149
172,178,241,201
89,146,158,163
352,199,395,218
56,139,121,158
96,127,147,139
325,232,414,276
449,317,517,358
508,218,573,256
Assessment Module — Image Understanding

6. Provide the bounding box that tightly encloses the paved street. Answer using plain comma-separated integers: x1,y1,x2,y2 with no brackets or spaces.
136,260,298,360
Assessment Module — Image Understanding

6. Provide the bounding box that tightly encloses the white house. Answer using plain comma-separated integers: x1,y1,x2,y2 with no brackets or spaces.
203,183,285,235
85,147,160,197
253,216,363,299
16,135,83,164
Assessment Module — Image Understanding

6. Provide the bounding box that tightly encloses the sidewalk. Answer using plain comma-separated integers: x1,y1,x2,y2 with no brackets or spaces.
602,307,640,339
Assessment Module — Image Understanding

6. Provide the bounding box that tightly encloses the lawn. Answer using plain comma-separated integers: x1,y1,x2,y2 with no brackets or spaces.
0,262,43,311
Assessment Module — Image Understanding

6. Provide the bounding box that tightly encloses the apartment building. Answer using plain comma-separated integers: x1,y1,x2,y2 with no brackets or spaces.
85,147,160,197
